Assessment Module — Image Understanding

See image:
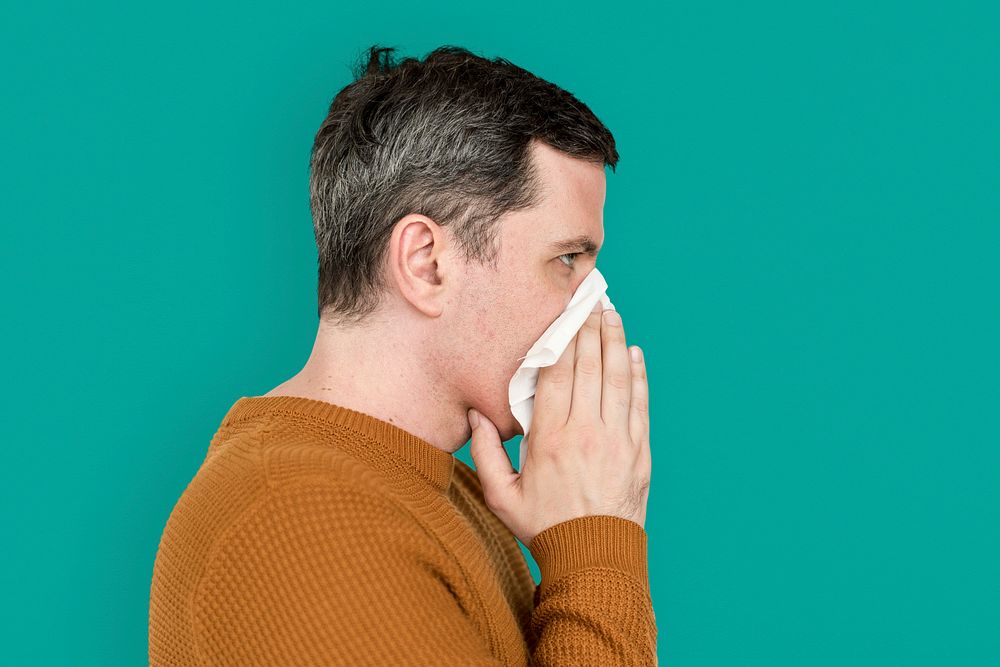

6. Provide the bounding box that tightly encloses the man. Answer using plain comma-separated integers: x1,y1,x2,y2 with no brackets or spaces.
149,44,654,666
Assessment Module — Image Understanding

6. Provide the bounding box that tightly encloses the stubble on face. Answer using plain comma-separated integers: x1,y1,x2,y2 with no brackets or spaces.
446,140,608,440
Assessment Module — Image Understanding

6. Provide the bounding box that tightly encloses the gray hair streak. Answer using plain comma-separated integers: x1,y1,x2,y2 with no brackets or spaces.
309,44,619,325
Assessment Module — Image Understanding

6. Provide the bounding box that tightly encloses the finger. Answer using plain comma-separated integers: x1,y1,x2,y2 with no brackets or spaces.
533,327,578,431
628,345,649,447
600,307,631,431
570,301,606,422
467,409,518,512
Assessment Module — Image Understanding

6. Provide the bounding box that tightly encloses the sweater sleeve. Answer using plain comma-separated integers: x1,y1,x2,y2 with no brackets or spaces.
526,515,658,666
192,479,656,666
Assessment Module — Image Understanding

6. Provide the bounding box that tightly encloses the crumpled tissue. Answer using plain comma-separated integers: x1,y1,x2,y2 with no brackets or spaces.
508,266,615,470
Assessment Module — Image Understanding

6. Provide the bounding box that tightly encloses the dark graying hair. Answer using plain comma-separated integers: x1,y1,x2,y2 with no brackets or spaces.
309,44,619,324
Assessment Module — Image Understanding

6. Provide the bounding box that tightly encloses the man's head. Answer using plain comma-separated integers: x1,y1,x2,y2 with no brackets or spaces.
308,44,617,441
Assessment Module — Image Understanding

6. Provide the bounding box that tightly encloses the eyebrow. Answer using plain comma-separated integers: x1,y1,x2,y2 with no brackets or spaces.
548,235,602,256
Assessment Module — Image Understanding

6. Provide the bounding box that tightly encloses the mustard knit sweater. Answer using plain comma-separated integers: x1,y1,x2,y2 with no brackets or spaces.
149,395,657,665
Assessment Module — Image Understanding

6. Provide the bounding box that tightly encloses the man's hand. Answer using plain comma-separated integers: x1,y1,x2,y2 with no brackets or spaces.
469,301,651,546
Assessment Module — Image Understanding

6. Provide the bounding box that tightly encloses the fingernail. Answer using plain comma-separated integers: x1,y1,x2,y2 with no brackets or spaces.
603,310,621,326
592,301,602,313
467,408,480,429
630,346,642,362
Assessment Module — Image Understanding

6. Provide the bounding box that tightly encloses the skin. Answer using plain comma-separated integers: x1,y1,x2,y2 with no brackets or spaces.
262,138,613,453
264,137,651,544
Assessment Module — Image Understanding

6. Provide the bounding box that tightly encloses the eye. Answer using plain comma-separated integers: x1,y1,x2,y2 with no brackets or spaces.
558,252,581,268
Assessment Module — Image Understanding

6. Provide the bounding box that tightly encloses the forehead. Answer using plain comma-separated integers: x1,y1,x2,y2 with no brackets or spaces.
512,140,607,251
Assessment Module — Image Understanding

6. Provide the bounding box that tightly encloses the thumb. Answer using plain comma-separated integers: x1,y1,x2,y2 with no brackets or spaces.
467,408,517,510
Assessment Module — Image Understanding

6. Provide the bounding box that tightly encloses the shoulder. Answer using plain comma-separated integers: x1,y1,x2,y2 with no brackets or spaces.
195,474,444,611
258,428,406,501
211,428,435,550
205,474,426,561
205,413,405,498
166,425,413,563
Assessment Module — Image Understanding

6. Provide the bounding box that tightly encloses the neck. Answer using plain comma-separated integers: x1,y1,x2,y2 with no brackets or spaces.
262,317,470,455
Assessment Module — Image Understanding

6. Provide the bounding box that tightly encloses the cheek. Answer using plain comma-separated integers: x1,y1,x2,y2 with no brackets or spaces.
467,305,529,388
461,269,567,382
454,286,568,437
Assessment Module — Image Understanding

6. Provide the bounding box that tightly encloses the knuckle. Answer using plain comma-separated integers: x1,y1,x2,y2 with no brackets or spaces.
538,438,570,464
544,367,572,386
541,441,562,460
606,370,630,390
604,320,625,337
572,422,603,448
576,355,601,376
631,396,649,414
577,426,604,449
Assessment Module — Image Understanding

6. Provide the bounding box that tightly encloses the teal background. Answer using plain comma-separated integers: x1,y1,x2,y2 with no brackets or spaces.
2,1,998,664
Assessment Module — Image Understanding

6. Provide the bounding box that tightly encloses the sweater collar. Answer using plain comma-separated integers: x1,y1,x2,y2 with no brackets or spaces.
219,395,455,493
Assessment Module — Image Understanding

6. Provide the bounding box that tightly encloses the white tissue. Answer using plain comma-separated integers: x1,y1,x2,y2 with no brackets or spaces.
508,266,615,470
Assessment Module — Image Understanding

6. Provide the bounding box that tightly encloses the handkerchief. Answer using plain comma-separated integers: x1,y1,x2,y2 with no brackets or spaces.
508,266,615,470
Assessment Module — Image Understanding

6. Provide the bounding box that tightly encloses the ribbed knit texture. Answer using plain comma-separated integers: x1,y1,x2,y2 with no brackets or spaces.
149,395,657,665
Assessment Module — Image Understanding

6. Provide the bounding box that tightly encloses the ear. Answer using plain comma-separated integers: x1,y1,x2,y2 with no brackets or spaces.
388,214,449,318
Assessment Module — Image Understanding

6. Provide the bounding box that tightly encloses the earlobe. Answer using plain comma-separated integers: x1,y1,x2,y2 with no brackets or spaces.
389,214,446,317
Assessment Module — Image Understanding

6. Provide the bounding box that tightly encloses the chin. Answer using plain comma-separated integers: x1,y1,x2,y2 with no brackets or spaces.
478,401,523,441
504,416,525,441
